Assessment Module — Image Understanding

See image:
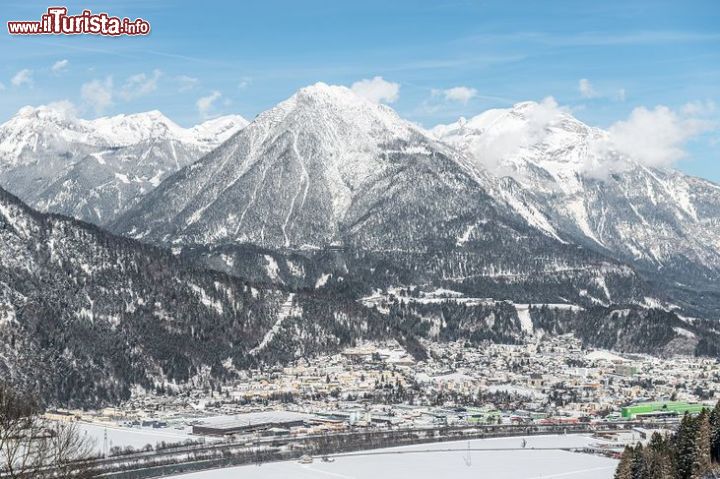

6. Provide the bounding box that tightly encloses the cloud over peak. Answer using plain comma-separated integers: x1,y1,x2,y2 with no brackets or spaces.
599,104,714,169
350,76,400,104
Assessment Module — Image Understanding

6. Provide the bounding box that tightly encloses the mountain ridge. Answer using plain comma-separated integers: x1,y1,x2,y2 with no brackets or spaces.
0,184,394,406
109,83,666,314
3,85,720,408
432,101,720,290
0,105,248,225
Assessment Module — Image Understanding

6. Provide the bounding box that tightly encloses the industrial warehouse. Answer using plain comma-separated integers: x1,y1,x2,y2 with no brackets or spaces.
621,401,711,419
191,411,318,436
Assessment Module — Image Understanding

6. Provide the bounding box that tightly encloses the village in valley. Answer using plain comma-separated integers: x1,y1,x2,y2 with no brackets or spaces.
47,333,719,464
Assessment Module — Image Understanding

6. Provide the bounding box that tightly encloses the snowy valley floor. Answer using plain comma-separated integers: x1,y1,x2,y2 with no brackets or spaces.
164,434,618,479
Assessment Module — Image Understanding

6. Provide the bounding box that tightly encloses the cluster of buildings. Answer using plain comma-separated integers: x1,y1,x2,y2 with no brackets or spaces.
48,335,719,442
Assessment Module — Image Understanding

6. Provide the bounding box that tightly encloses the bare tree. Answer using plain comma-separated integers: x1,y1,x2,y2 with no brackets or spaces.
0,384,96,478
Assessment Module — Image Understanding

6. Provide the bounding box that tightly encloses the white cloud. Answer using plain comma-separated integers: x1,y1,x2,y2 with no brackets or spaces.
11,69,33,87
439,86,478,104
350,76,400,104
196,90,222,118
465,97,569,174
584,105,716,175
682,100,716,116
578,78,597,98
238,77,252,89
177,75,198,92
51,59,69,74
120,69,161,100
578,78,626,102
602,105,712,168
45,100,78,118
81,77,113,114
0,82,5,91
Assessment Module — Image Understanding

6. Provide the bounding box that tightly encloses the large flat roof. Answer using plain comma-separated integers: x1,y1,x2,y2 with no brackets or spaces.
194,411,314,431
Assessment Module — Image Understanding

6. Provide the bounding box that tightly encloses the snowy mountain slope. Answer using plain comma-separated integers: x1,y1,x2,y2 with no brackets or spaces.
31,140,213,225
0,106,248,224
0,186,388,406
1,183,715,408
112,83,569,251
432,102,720,288
111,83,656,309
112,83,427,247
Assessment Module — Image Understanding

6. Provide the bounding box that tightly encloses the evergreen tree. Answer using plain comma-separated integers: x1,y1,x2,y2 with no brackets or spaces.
646,432,673,479
615,403,720,479
691,409,712,479
676,413,699,479
615,445,635,479
630,443,649,479
709,399,720,462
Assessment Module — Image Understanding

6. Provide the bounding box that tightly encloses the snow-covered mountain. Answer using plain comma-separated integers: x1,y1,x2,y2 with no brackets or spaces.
432,102,720,289
112,82,437,247
0,185,393,406
6,183,707,407
112,83,655,311
5,87,720,407
0,106,248,224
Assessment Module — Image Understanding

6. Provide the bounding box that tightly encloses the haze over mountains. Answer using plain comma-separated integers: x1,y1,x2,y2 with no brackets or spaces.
2,82,720,405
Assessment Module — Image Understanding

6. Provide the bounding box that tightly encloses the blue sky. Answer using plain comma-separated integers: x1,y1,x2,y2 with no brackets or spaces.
1,0,719,179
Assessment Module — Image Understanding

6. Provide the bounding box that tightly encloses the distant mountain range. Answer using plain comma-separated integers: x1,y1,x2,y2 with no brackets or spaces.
431,102,720,318
0,106,247,224
432,102,720,289
110,85,654,305
2,83,720,405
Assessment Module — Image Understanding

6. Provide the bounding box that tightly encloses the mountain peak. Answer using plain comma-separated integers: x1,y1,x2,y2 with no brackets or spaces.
0,106,250,225
196,114,248,127
298,81,341,94
15,103,77,122
192,114,249,144
288,82,399,116
510,100,541,110
125,109,176,125
433,98,594,140
295,82,359,102
110,83,456,249
90,110,184,145
234,83,418,159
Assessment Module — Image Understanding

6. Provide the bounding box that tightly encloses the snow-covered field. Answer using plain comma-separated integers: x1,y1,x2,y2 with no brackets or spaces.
165,434,617,479
75,422,197,452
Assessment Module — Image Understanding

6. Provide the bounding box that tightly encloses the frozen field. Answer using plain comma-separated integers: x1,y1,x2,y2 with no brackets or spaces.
165,434,618,479
76,422,198,452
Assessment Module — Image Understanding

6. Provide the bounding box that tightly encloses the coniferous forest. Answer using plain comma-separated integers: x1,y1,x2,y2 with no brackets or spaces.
614,401,720,479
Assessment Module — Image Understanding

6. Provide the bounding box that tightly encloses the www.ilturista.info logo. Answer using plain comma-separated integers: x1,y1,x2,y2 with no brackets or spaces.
7,7,150,36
